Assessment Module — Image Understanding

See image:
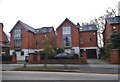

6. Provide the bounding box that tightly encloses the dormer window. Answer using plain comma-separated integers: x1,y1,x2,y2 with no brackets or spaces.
79,28,82,31
42,28,47,33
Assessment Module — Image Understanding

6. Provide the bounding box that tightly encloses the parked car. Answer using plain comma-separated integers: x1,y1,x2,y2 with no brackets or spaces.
54,52,79,59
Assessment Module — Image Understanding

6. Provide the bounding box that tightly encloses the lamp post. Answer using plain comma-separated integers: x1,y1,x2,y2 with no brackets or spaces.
43,33,47,67
24,30,30,68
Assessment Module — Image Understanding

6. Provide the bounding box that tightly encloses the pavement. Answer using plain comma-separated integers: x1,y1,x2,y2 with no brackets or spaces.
1,59,119,82
1,59,119,74
87,59,110,64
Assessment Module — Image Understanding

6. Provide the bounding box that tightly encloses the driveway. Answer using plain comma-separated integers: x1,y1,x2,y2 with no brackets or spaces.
87,59,110,64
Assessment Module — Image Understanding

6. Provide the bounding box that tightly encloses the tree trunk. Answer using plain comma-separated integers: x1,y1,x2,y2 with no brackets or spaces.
44,54,48,67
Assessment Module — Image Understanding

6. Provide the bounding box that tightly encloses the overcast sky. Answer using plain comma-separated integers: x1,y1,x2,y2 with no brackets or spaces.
0,0,119,35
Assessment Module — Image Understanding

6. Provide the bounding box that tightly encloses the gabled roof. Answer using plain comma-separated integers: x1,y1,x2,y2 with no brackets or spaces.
3,31,9,43
56,18,77,30
35,27,54,34
0,22,3,25
103,16,120,34
79,25,97,32
0,22,3,28
10,20,35,33
106,16,120,24
19,20,35,33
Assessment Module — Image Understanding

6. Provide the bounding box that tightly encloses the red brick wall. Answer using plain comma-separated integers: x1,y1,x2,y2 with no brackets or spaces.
0,23,3,43
79,31,97,47
48,29,56,48
0,23,6,47
0,23,3,54
35,29,56,49
71,26,79,47
10,32,14,50
28,32,35,49
10,22,35,50
10,22,56,51
56,27,63,48
110,49,120,64
103,24,113,46
56,21,79,48
35,33,43,49
104,23,120,46
21,28,29,49
113,24,120,32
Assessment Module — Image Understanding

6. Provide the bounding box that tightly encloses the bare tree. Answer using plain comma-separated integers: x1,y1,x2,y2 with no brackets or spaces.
89,7,117,47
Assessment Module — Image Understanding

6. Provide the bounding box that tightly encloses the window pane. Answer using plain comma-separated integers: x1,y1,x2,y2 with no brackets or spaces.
89,37,93,42
63,26,71,35
63,36,71,47
80,38,83,44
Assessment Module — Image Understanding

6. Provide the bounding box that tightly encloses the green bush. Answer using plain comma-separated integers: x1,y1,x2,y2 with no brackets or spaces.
109,32,120,49
100,46,110,60
100,32,120,60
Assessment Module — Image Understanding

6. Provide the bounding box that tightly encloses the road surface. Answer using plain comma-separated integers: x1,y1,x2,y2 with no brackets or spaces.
2,71,119,80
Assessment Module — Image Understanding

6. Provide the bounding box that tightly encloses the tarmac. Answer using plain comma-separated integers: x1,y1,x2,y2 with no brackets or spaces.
1,59,119,72
2,59,119,74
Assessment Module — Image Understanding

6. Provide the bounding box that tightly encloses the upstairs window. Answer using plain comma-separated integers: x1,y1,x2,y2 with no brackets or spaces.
80,38,83,44
14,29,22,50
62,26,71,35
89,37,93,42
14,29,21,39
63,36,71,47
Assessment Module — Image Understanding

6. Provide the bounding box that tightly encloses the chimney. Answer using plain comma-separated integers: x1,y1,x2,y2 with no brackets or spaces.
0,23,3,42
0,23,3,54
77,23,80,27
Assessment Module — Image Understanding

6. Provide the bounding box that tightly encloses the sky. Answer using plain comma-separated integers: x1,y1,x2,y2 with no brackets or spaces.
0,0,119,35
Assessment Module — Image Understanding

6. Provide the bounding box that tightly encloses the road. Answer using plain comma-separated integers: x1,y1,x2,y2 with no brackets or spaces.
2,64,119,74
2,71,119,80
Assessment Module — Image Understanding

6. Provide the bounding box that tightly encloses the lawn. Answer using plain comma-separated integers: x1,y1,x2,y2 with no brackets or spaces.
13,66,79,71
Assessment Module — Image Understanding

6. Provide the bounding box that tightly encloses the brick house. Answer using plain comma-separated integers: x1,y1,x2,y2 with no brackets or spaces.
0,23,3,54
10,18,99,60
56,18,80,56
103,16,120,64
103,16,120,46
10,20,56,60
56,18,99,58
79,25,99,58
0,23,9,55
35,27,56,50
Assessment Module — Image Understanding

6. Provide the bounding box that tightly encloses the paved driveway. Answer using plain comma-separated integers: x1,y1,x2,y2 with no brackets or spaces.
87,59,110,64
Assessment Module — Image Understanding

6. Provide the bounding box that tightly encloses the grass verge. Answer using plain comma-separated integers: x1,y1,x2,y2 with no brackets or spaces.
13,66,79,71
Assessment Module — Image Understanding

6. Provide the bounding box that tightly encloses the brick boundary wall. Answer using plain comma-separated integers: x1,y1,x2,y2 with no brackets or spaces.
110,49,120,64
29,53,34,64
12,53,17,64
